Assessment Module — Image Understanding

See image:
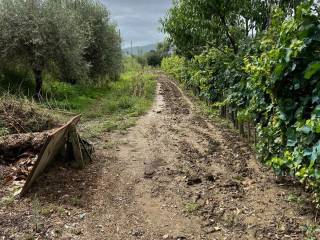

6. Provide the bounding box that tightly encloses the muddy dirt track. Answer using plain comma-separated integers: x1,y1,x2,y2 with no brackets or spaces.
1,73,319,240
78,73,318,240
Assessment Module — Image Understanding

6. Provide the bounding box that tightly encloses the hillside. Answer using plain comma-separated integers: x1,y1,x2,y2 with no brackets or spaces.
123,43,157,56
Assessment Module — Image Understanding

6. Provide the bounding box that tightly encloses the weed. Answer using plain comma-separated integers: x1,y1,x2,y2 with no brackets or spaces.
233,175,244,182
118,96,134,110
56,206,66,215
23,234,35,240
185,202,200,213
301,224,320,240
0,195,15,207
0,126,9,137
31,195,43,232
77,70,156,137
40,206,53,217
287,193,304,205
103,140,128,149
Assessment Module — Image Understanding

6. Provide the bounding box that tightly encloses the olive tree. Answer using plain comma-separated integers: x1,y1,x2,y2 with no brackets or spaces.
0,0,90,99
72,0,122,82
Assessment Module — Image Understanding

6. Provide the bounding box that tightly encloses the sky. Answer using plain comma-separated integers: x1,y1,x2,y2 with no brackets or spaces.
102,0,172,48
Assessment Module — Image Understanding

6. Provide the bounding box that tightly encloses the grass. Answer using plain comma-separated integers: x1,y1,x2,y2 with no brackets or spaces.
287,193,304,205
184,202,200,213
0,57,156,138
71,69,156,138
301,224,320,240
0,124,9,136
70,196,85,207
0,93,58,136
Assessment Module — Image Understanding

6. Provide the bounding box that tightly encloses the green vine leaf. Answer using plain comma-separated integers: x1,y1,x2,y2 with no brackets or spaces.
304,61,320,79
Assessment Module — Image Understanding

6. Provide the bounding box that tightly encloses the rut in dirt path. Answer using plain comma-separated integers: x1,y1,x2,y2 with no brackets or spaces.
78,73,318,240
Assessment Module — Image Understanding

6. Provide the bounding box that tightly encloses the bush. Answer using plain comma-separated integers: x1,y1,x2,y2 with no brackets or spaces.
145,51,162,67
244,4,320,201
161,56,187,81
123,57,143,73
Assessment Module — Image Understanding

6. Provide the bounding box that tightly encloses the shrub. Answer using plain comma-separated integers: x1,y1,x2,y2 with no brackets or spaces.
244,3,320,202
161,56,187,81
162,2,320,204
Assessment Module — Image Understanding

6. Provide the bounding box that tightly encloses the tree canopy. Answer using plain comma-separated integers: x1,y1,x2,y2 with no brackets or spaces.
0,0,122,98
161,0,304,57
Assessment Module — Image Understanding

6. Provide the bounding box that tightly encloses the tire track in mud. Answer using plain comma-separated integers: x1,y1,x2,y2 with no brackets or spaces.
145,73,317,239
78,72,318,240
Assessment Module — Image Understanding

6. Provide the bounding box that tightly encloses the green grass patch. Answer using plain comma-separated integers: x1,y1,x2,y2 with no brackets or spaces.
0,120,9,136
43,61,156,137
77,71,156,138
40,69,156,138
0,57,156,138
184,202,200,213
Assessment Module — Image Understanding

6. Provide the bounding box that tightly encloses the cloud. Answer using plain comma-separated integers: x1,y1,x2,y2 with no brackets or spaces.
102,0,172,48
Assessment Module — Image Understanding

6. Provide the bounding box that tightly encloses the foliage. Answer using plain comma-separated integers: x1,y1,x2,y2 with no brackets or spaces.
162,1,320,203
0,64,35,95
161,55,187,81
145,50,163,67
45,57,155,116
0,0,122,97
0,0,90,93
123,56,145,73
0,57,156,139
161,0,303,57
139,41,171,67
72,58,156,138
75,0,122,81
244,3,320,201
135,55,148,67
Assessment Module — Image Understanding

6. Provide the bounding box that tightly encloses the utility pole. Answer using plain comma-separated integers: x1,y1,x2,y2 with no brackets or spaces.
131,40,133,56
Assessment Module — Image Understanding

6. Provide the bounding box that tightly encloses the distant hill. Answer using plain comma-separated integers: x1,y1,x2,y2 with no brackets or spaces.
123,43,157,56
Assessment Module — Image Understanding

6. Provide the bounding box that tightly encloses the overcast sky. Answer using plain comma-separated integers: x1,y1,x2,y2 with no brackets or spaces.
102,0,172,48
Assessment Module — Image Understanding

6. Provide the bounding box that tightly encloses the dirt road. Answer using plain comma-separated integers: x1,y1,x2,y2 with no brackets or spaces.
2,73,318,239
77,73,318,240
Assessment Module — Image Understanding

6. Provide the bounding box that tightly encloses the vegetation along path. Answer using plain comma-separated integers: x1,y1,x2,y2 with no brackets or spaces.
75,72,318,240
2,72,318,239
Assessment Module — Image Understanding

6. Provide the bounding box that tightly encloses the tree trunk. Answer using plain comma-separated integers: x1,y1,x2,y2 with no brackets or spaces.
33,67,42,100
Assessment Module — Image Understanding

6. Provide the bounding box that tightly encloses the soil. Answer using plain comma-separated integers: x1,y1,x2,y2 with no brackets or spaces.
0,73,319,240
